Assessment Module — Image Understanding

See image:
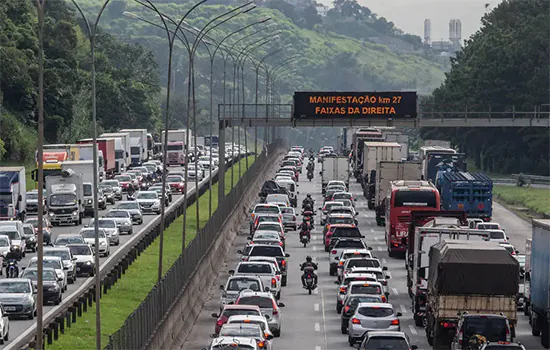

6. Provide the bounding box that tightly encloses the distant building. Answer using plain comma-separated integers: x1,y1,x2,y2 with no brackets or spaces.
423,19,431,45
431,40,452,51
316,4,329,16
449,19,462,46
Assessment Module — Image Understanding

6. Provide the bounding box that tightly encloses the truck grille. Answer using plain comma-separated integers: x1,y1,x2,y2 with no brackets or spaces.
53,208,73,214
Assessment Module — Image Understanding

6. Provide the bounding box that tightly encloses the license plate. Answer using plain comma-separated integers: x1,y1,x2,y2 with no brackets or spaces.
76,267,81,272
4,307,15,311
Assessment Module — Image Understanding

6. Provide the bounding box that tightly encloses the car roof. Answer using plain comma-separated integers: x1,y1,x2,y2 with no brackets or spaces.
462,313,508,319
0,278,30,284
323,201,343,206
210,336,257,347
248,256,278,262
24,267,56,272
227,314,267,323
67,243,90,248
356,302,393,308
238,291,274,299
30,255,61,261
249,244,283,250
348,280,382,286
222,304,261,310
341,249,371,255
328,213,354,218
239,261,272,266
44,246,69,251
366,331,407,338
56,233,82,237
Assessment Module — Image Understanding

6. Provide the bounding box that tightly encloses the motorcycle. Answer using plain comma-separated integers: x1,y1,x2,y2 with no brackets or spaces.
307,170,314,181
300,230,310,247
301,265,317,294
6,260,18,278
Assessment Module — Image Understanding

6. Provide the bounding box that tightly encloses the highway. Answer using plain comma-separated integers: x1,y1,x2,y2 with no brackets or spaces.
2,164,205,349
182,166,539,349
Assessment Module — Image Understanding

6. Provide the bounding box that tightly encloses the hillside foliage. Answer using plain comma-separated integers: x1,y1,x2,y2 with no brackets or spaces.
420,0,549,175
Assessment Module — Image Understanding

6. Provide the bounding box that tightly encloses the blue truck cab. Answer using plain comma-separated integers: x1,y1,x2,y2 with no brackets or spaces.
438,171,493,220
0,167,27,221
529,219,550,348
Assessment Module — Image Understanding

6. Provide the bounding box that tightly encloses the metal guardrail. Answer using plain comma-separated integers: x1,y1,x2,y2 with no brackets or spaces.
511,174,550,184
6,146,277,350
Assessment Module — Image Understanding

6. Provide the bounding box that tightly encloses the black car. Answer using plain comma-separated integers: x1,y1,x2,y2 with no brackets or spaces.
258,180,288,203
20,267,62,305
22,224,37,253
238,244,290,286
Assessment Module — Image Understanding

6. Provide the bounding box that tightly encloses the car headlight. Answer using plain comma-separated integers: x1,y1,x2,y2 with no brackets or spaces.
28,236,36,242
56,271,63,279
48,286,59,292
72,211,78,216
87,199,93,204
49,212,54,216
86,261,92,265
100,241,107,246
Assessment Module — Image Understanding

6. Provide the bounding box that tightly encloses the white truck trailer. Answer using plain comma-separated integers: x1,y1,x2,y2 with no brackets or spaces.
321,156,350,192
120,129,149,166
100,132,131,173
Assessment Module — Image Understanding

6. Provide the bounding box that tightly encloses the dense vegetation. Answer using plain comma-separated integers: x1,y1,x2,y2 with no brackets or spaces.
0,0,447,163
421,0,550,175
0,0,161,163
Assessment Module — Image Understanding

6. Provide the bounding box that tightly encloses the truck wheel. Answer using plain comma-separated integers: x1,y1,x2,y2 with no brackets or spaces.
368,202,374,210
414,315,423,327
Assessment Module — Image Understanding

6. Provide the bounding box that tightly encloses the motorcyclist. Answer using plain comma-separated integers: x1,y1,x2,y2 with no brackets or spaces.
302,194,314,208
301,256,318,288
4,248,20,277
298,219,312,241
127,183,136,198
306,162,314,171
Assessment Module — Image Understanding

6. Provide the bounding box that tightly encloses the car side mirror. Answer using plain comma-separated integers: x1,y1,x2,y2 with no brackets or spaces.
396,312,402,317
228,270,235,275
355,211,360,214
265,334,274,340
383,266,388,271
33,287,38,294
385,274,391,279
297,191,300,194
285,253,290,257
361,235,365,238
72,257,77,261
219,285,224,290
278,302,285,307
211,313,219,318
21,267,26,271
264,315,270,320
247,237,252,240
210,333,218,339
334,281,340,285
334,257,340,261
236,250,243,254
249,208,253,213
264,287,270,292
411,346,418,350
84,225,88,228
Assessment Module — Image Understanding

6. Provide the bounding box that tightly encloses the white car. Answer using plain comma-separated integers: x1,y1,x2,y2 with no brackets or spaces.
336,249,374,281
198,156,218,169
133,191,161,215
327,180,347,191
330,239,369,275
0,226,26,258
103,209,134,234
87,218,120,245
27,256,67,292
229,262,281,300
484,229,508,243
226,315,274,349
78,228,110,257
342,258,384,282
0,304,9,344
186,164,204,180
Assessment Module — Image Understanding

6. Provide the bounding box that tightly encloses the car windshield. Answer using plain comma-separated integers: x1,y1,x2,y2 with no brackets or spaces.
50,193,77,206
0,230,19,240
0,282,31,293
166,177,183,183
69,245,92,255
255,206,280,214
44,250,70,260
351,285,382,294
358,307,394,317
228,320,266,331
56,236,83,245
238,296,273,308
253,232,280,240
348,296,382,306
331,208,353,214
106,211,129,218
478,224,500,230
335,240,365,249
490,231,505,239
27,193,38,200
237,264,272,274
102,181,118,187
334,193,352,199
323,203,343,211
136,193,157,200
30,259,61,269
117,202,139,210
280,208,294,215
343,252,370,260
93,220,116,228
365,337,409,349
249,246,283,257
348,259,381,269
257,216,279,223
463,317,507,341
258,224,281,232
0,239,9,247
115,176,131,182
22,270,57,281
329,217,354,225
332,227,361,237
26,219,40,227
99,185,113,192
222,309,260,318
227,279,262,292
80,230,105,239
335,199,353,207
219,326,262,338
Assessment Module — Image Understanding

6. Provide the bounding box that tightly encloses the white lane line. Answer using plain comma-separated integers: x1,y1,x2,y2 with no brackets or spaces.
382,258,387,264
373,236,379,241
409,325,418,335
377,246,384,251
314,287,319,295
315,346,321,350
313,246,317,251
314,303,320,311
370,228,375,233
392,288,399,296
315,322,321,332
400,304,407,314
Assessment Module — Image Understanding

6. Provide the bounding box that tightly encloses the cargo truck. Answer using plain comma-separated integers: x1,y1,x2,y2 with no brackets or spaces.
161,129,188,166
423,140,451,148
527,219,550,348
362,142,402,205
384,132,409,159
524,238,532,316
45,169,84,226
373,161,422,223
408,227,492,327
69,143,104,181
120,129,149,165
77,138,116,178
0,167,26,221
425,241,519,348
31,144,71,186
100,132,131,173
320,156,350,192
351,129,383,178
419,146,465,183
61,161,98,217
438,171,493,220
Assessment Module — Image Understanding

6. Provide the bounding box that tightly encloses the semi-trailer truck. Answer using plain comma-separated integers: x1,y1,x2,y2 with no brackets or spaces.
100,132,131,173
362,142,403,206
120,129,149,165
425,241,518,348
0,167,26,221
161,129,188,166
438,171,493,220
419,146,465,183
31,144,71,186
320,156,350,192
45,169,84,226
351,129,383,178
527,219,550,348
69,143,104,181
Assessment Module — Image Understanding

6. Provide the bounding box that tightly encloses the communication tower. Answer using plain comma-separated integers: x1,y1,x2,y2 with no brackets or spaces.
423,19,431,45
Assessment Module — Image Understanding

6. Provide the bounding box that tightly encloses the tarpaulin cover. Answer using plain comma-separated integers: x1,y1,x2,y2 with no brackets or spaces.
428,241,519,295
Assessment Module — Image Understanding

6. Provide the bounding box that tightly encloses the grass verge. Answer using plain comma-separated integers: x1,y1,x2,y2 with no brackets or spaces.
493,185,550,219
47,155,255,349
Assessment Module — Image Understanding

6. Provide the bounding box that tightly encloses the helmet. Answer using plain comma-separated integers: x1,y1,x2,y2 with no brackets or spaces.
306,194,311,198
306,256,312,262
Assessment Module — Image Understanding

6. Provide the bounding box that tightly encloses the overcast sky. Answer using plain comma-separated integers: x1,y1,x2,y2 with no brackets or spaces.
318,0,503,42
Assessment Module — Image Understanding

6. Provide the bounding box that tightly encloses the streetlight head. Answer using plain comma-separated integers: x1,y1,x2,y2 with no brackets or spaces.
241,4,257,13
122,11,138,19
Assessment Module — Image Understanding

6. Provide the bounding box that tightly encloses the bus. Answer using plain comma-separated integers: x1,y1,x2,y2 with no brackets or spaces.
384,180,440,257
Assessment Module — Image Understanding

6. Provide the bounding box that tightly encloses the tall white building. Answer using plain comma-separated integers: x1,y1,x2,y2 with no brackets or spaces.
423,19,431,45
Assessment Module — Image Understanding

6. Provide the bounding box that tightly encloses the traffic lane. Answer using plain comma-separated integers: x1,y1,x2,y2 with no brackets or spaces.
4,166,209,347
491,201,531,254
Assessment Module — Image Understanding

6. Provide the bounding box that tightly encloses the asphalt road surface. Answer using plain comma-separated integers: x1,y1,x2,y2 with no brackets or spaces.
182,165,539,349
2,165,211,349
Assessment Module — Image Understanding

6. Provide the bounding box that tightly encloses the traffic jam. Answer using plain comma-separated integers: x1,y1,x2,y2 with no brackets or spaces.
201,136,529,350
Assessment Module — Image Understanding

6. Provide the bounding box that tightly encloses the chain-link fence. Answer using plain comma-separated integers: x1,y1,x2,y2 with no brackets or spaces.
105,140,282,350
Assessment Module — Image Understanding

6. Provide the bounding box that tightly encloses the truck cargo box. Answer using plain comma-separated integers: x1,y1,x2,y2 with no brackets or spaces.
428,241,519,295
431,294,517,321
530,219,550,314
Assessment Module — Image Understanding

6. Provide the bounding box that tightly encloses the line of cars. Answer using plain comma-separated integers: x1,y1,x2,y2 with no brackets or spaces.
202,147,309,349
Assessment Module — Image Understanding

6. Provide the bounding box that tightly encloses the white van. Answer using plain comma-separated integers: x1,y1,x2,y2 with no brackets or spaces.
275,179,298,208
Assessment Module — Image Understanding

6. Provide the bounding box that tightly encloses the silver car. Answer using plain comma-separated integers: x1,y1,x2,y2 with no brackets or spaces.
27,256,67,292
347,303,402,346
43,246,77,283
235,290,285,337
101,180,122,200
116,201,143,225
279,207,297,231
133,191,161,215
220,275,266,307
104,210,133,234
87,218,120,246
78,228,110,257
0,279,36,319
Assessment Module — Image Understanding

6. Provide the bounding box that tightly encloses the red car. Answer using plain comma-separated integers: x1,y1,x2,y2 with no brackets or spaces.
324,224,356,252
114,175,133,191
211,304,263,335
166,175,185,193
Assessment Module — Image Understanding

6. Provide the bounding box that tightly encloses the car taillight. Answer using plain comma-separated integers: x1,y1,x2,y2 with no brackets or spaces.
331,250,337,254
271,278,277,288
250,241,254,244
276,274,280,281
344,306,350,313
293,215,296,221
339,261,344,266
506,325,511,342
339,287,347,293
281,260,286,267
351,318,361,324
278,241,283,246
382,280,387,285
257,341,265,348
272,300,279,315
391,319,400,325
216,319,224,327
458,329,463,345
381,295,387,302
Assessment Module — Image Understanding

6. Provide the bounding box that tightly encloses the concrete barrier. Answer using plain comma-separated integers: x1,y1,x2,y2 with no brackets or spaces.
144,149,285,350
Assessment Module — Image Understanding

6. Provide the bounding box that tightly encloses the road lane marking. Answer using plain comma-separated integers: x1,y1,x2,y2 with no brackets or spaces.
382,258,387,264
315,322,321,332
370,228,374,233
392,288,399,295
315,346,321,350
400,304,407,314
313,246,317,251
377,246,384,251
409,325,417,335
314,303,320,311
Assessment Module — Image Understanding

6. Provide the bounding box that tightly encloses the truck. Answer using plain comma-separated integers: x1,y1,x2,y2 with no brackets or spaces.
524,238,532,316
61,161,98,217
161,129,188,166
372,161,422,224
147,133,153,160
77,138,116,177
419,146,465,183
31,145,71,186
438,171,493,220
351,129,383,178
100,132,131,173
45,169,84,226
204,135,219,148
120,129,149,166
361,142,403,205
69,143,104,181
423,140,451,148
425,240,519,348
408,227,493,327
384,132,409,160
320,156,350,192
527,219,550,348
0,167,26,221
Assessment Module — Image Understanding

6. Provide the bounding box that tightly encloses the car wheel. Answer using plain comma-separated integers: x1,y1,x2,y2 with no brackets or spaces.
64,283,67,292
4,325,8,341
90,269,95,277
69,276,74,284
129,230,133,235
22,251,25,258
336,304,342,314
273,330,281,337
281,275,287,287
341,321,348,334
276,291,281,300
28,311,34,320
115,241,120,246
54,295,61,305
